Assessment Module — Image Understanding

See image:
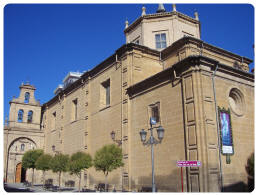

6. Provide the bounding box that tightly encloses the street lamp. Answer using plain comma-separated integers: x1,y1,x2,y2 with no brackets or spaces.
139,117,165,192
110,131,122,146
52,145,60,155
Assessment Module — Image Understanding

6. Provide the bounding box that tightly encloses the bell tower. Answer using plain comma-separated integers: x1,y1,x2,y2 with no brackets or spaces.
8,82,41,130
4,82,44,183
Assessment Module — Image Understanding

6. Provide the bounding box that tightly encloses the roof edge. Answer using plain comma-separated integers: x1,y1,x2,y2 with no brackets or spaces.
127,55,254,97
161,36,253,64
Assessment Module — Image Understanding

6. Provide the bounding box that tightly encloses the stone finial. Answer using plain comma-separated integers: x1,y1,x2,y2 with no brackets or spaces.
172,4,177,12
194,11,199,20
157,4,166,13
142,6,146,16
125,19,129,29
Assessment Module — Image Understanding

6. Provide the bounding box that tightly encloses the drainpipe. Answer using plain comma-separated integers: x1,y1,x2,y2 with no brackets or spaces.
212,63,223,192
160,52,165,69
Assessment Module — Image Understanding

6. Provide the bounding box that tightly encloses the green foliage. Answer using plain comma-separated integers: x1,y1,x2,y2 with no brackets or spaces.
94,144,124,176
69,152,92,177
246,153,254,177
35,154,53,172
22,149,44,170
50,153,70,173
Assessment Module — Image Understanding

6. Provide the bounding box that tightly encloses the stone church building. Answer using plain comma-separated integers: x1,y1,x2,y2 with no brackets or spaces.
4,4,254,192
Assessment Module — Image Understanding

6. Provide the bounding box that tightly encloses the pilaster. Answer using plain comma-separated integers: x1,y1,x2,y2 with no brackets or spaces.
181,61,221,192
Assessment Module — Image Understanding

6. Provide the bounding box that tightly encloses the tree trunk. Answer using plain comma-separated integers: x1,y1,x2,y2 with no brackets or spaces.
42,171,45,187
78,172,81,192
58,172,61,190
105,173,108,192
32,168,34,186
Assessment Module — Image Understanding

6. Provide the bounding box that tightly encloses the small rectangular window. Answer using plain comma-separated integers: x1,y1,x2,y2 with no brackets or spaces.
182,31,194,37
155,33,167,49
72,99,78,121
150,102,160,123
100,79,110,108
106,84,110,106
132,36,140,45
152,106,160,123
52,112,56,130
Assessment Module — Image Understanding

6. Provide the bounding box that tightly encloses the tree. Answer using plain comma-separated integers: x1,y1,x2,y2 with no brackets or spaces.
246,153,254,192
50,153,69,189
35,154,52,186
94,144,124,192
22,149,43,185
69,151,92,191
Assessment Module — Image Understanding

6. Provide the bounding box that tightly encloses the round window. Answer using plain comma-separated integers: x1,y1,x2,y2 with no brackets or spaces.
228,88,245,116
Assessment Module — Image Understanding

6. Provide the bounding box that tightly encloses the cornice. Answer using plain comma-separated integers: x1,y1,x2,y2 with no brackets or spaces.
124,11,199,34
19,84,36,90
9,100,41,107
127,55,254,97
161,36,253,64
4,127,44,134
42,43,159,108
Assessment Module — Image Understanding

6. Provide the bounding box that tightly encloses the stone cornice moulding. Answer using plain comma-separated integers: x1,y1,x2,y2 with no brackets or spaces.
124,11,200,34
161,36,253,65
127,55,254,97
43,43,159,108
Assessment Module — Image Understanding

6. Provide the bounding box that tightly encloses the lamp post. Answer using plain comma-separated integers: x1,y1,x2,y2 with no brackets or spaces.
139,117,165,192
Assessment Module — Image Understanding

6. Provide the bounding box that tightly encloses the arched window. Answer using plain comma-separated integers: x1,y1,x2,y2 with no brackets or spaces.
18,109,24,122
24,92,30,103
21,144,25,151
27,110,33,123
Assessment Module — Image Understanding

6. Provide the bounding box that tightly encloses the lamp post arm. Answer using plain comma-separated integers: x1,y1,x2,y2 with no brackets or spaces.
142,136,160,146
114,139,122,145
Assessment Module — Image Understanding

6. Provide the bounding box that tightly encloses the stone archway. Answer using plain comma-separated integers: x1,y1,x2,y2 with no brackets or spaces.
6,137,37,183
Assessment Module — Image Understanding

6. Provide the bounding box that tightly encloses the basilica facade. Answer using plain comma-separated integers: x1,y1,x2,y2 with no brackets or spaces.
4,5,254,192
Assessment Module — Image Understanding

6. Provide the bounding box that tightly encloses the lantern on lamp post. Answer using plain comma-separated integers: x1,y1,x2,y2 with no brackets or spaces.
110,131,122,146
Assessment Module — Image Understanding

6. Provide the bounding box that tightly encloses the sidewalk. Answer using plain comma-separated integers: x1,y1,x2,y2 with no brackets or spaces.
4,183,78,193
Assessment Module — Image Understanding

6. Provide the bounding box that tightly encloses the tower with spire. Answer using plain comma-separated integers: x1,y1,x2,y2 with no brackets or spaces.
124,4,200,50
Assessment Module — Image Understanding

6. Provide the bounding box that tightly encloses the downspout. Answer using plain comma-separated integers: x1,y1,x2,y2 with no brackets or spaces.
119,52,123,191
160,52,164,69
212,63,223,192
